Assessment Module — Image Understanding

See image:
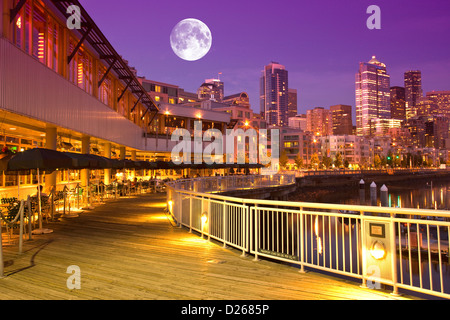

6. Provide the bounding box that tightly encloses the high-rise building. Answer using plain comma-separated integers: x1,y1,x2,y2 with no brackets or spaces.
426,91,450,117
330,104,352,135
306,107,333,136
260,62,289,127
390,86,406,120
404,70,423,119
355,56,391,136
197,78,224,102
288,88,298,119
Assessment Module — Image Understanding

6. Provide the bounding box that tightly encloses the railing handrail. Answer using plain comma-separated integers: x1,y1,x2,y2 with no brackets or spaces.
165,175,450,218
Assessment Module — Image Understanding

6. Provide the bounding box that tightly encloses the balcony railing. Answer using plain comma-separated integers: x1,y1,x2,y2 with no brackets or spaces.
166,174,450,299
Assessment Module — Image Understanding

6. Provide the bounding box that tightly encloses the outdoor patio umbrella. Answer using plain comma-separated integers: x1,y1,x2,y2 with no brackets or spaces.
63,152,100,169
6,148,73,232
83,154,116,169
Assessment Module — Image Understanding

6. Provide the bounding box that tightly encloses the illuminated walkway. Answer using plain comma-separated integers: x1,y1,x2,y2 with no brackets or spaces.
0,193,416,300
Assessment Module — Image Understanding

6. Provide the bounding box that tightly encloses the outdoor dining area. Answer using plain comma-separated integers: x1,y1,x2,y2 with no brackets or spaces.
0,148,263,253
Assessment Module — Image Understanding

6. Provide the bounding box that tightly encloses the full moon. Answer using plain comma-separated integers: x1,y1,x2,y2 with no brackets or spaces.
170,18,212,61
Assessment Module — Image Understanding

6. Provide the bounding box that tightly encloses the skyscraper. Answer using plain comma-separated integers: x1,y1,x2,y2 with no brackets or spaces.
330,104,353,135
390,86,406,120
404,70,423,119
355,56,391,136
260,62,289,127
197,78,224,102
288,88,298,119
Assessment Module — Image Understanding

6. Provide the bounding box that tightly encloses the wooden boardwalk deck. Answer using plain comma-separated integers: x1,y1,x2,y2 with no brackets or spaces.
0,193,416,300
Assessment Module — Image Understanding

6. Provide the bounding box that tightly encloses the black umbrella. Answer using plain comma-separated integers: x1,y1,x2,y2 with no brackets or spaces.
63,152,100,169
7,148,73,172
84,154,116,169
6,148,73,231
0,153,16,172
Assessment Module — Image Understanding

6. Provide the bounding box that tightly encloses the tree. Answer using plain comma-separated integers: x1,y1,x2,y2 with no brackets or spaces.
279,150,289,170
387,151,393,167
344,159,350,169
322,155,332,170
373,154,382,169
334,152,342,168
294,153,304,170
393,154,401,167
311,153,320,169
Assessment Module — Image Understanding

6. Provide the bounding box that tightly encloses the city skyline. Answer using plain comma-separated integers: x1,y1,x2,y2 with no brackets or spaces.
81,0,450,116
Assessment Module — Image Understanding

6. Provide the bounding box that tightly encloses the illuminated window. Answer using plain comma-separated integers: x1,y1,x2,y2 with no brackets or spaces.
32,4,46,63
155,85,161,93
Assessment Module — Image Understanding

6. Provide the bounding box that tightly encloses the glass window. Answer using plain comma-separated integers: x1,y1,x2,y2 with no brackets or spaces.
32,4,46,63
46,18,59,72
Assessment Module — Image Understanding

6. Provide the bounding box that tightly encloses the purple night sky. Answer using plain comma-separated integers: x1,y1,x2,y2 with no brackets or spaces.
81,0,450,117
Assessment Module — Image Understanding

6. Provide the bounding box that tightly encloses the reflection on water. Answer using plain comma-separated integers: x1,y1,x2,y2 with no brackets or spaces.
337,180,450,210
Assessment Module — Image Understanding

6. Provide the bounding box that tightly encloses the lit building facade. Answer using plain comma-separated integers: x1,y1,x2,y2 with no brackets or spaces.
306,107,333,136
404,70,423,119
355,56,391,136
197,79,224,102
288,114,307,131
260,62,289,127
426,91,450,117
320,135,373,168
330,105,352,135
288,88,298,119
280,128,321,169
390,86,406,120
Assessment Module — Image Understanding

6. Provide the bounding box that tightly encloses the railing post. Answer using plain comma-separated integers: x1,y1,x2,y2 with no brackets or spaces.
253,204,259,261
189,196,193,233
390,212,400,296
360,210,368,289
299,206,306,273
207,197,211,241
222,200,227,248
241,203,248,257
201,196,205,239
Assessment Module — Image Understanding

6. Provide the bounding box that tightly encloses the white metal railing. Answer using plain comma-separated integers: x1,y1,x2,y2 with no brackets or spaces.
165,175,450,299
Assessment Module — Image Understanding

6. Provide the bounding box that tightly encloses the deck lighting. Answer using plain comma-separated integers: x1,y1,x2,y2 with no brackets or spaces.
369,241,386,260
201,212,208,225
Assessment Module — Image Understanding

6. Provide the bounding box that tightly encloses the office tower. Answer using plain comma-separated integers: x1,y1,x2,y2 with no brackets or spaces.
404,70,423,119
390,86,406,120
330,104,352,135
306,107,333,136
355,56,391,136
288,89,298,119
426,91,450,117
260,62,289,127
197,78,224,102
